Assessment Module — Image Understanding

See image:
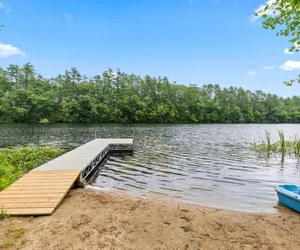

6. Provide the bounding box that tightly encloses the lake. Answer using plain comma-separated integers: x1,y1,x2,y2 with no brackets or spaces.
1,123,300,212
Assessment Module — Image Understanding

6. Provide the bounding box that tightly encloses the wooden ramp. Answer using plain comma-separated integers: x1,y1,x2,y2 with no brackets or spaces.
0,170,80,215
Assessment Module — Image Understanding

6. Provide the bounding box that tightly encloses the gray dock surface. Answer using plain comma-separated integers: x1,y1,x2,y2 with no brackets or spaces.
34,138,133,171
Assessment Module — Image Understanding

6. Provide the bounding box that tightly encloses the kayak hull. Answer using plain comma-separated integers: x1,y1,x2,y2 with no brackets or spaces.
275,185,300,213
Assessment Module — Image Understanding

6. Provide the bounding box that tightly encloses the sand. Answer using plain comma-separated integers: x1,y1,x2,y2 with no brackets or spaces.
1,189,300,250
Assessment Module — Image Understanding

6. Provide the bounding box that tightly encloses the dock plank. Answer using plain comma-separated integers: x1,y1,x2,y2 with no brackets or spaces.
1,203,57,209
2,190,67,194
5,186,70,191
0,198,61,203
0,193,65,198
15,178,77,182
4,208,54,215
21,175,79,179
28,170,80,173
12,183,71,187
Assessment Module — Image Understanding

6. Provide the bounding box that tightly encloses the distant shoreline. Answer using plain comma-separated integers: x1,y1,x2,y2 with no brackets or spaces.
1,65,299,124
1,122,300,125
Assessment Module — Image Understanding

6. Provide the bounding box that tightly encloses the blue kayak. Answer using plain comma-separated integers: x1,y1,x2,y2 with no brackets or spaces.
275,184,300,213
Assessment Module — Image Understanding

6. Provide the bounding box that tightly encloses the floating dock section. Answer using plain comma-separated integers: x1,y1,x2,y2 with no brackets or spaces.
0,139,133,215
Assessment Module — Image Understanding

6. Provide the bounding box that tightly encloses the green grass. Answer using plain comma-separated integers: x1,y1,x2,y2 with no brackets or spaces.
0,207,7,220
14,229,24,239
17,239,28,249
252,130,300,159
0,147,66,191
1,227,27,249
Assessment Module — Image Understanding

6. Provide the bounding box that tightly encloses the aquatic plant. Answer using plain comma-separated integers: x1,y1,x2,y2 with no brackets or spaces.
278,130,286,154
264,130,271,157
0,147,66,191
294,136,300,156
252,131,300,159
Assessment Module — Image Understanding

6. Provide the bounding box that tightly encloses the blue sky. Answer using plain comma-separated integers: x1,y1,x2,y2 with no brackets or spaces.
0,0,299,97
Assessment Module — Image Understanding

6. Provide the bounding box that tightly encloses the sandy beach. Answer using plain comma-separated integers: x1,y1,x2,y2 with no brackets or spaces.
1,189,300,250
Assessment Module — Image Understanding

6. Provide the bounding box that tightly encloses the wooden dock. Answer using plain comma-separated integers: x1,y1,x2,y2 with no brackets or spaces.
0,139,133,215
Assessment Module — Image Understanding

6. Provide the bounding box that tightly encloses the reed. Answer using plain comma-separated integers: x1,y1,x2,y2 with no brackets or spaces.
252,131,300,159
278,130,286,153
265,130,271,151
294,136,300,156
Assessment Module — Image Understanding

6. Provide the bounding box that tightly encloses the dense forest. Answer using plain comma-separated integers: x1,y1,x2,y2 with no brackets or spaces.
0,63,299,124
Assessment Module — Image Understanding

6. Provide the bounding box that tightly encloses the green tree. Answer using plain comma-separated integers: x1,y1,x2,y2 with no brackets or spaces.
256,0,300,85
0,63,300,124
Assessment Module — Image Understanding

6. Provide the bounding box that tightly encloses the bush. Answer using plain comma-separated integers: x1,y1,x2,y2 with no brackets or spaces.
0,147,66,191
39,118,50,124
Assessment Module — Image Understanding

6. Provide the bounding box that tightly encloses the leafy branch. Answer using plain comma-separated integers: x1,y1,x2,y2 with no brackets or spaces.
256,0,300,86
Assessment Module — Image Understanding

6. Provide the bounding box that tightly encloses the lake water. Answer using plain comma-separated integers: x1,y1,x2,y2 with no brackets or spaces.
1,123,300,212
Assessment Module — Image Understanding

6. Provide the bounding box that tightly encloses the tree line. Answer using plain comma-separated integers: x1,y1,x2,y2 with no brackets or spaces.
0,63,299,123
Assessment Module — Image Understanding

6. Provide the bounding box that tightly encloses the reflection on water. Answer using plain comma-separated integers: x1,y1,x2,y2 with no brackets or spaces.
1,123,300,212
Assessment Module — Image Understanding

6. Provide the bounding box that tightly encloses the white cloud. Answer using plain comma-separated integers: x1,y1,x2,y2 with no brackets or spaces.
279,60,300,71
263,65,275,70
247,71,256,76
0,3,11,13
284,44,300,54
0,43,25,57
284,48,294,54
251,0,278,21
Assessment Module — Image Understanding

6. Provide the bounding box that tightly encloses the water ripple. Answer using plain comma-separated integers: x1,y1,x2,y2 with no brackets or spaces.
92,124,300,212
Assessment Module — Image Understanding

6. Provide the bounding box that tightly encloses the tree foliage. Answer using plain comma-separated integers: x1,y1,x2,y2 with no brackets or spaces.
0,63,300,123
256,0,300,85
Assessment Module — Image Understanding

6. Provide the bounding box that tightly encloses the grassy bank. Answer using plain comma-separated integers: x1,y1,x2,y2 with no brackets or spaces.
252,130,300,159
0,147,66,191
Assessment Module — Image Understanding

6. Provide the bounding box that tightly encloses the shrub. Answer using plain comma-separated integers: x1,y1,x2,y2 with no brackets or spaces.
0,147,65,191
39,118,49,124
